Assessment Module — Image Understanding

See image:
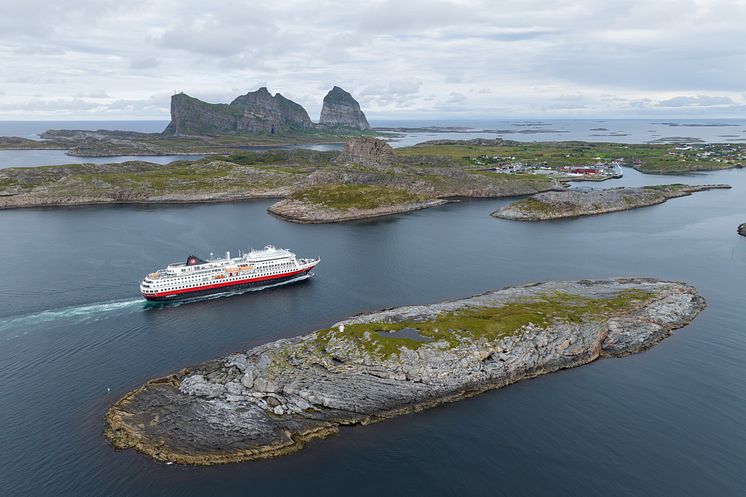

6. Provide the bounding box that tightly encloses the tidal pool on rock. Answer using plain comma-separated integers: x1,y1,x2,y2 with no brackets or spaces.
376,327,433,342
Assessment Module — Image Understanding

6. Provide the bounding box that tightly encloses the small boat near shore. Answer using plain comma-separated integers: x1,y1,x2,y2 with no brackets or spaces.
140,246,319,301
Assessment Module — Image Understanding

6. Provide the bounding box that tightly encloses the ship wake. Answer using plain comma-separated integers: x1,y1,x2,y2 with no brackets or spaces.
0,298,145,335
0,273,313,335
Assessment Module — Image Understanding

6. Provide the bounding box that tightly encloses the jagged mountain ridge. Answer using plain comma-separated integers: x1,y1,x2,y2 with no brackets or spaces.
163,86,369,136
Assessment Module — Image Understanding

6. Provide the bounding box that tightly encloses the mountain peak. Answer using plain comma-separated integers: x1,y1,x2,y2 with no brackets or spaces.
163,85,369,135
319,86,369,130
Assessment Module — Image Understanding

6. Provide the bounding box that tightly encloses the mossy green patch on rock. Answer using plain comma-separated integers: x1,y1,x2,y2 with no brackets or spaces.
0,177,19,191
78,162,235,192
289,184,432,211
643,183,689,192
312,289,654,359
515,197,552,215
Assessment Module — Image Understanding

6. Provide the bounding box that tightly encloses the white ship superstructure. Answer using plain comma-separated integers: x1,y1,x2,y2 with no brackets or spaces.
140,245,319,301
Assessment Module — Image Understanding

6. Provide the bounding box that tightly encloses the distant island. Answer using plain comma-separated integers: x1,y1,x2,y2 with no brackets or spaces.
104,277,705,465
164,85,369,136
0,86,375,157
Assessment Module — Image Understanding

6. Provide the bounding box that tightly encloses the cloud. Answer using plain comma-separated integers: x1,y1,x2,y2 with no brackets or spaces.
74,90,111,98
657,95,735,107
0,98,101,113
130,57,159,70
0,0,745,118
358,80,423,107
445,92,467,104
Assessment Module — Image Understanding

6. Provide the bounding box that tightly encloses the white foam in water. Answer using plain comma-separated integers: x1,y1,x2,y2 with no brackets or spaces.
0,273,313,334
0,298,145,334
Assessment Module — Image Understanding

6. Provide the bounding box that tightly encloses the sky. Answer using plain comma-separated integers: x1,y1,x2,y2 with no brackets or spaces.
1,0,745,120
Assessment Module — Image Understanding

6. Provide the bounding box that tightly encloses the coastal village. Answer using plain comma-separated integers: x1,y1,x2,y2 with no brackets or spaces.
471,142,745,181
670,143,746,165
471,154,624,181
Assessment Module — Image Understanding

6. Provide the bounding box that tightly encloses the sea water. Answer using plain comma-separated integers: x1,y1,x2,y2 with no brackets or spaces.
1,165,744,496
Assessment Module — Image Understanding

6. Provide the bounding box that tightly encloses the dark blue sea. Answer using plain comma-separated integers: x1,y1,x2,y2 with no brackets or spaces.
1,159,745,496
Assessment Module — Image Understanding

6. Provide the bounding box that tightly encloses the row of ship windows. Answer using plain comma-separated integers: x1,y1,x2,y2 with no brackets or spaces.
155,268,297,291
151,262,297,286
168,265,295,283
178,262,293,276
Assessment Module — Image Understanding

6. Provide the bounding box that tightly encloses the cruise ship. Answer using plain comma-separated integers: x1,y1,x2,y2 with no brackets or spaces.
140,245,319,301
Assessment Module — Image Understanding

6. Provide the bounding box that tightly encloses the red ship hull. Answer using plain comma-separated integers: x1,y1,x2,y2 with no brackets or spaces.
142,267,313,301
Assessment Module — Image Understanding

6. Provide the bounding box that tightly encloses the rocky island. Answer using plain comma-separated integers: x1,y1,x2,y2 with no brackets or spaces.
104,277,704,465
268,184,448,223
0,86,374,157
318,86,370,131
739,223,746,237
492,184,732,221
267,138,448,222
0,137,558,215
163,86,352,136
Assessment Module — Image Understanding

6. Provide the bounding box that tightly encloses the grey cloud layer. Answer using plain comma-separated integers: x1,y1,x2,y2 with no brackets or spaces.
1,0,744,119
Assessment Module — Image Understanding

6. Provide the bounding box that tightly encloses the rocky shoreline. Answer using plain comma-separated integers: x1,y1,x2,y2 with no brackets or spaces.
104,277,704,465
31,129,353,157
492,184,731,221
0,160,294,210
0,191,285,210
267,198,449,223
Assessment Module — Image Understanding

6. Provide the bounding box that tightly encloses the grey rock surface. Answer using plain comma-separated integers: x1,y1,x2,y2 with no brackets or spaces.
319,86,370,130
163,86,369,136
267,198,449,224
493,184,731,221
164,88,313,136
105,278,705,465
334,136,395,168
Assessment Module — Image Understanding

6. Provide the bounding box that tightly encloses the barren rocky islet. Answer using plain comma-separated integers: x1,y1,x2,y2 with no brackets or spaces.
105,277,705,465
493,184,732,221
